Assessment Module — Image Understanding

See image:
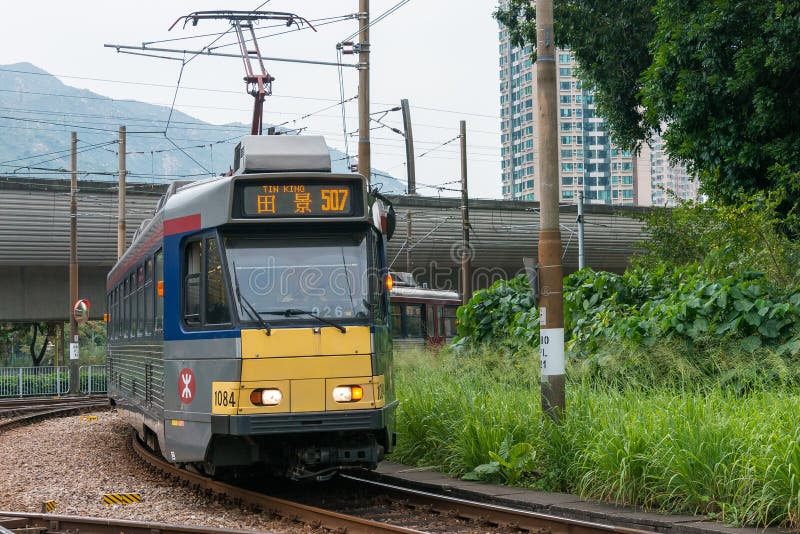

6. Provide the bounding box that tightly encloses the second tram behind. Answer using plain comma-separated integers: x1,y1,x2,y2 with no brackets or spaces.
106,135,395,479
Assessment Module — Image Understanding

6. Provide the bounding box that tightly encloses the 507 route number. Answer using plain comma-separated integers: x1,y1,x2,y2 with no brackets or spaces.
214,390,236,408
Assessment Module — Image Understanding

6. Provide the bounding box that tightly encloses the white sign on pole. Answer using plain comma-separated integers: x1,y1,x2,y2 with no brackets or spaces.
69,342,79,361
540,328,564,380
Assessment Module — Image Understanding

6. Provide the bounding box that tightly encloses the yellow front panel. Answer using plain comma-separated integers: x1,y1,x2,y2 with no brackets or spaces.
291,379,326,412
241,355,372,381
241,326,371,358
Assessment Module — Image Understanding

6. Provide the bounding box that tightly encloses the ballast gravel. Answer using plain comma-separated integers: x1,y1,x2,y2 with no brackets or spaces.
0,410,316,533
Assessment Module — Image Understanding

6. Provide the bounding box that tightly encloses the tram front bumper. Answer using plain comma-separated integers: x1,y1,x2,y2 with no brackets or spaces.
211,401,396,436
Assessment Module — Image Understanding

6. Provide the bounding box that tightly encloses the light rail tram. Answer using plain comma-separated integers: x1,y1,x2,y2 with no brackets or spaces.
106,135,396,479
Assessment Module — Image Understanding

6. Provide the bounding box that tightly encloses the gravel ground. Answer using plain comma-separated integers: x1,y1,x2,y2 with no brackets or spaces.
0,410,316,533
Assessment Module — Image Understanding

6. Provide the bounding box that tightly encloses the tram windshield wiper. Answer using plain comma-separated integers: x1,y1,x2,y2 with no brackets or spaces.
262,309,347,334
232,262,271,335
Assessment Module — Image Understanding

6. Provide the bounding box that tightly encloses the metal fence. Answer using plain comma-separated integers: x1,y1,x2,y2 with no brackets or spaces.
0,365,106,397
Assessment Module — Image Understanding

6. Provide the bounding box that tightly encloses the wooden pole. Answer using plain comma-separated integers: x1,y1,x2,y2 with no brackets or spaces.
535,0,565,420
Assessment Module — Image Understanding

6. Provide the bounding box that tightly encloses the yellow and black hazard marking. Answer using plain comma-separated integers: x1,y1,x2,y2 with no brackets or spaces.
102,493,141,505
79,415,98,422
41,500,56,512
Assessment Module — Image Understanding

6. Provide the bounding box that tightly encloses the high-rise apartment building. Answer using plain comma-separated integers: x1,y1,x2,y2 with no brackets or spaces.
636,134,700,206
499,29,637,205
499,15,699,207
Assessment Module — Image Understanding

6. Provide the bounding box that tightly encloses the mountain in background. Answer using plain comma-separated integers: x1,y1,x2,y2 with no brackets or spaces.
0,62,404,193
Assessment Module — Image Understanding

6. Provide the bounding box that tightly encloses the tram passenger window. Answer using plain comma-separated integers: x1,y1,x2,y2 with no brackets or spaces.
391,304,402,337
205,238,230,324
405,304,424,338
155,250,163,332
137,266,144,337
367,231,386,324
437,306,444,338
426,306,435,338
144,258,153,335
184,241,202,326
122,279,128,338
443,306,458,338
129,274,136,338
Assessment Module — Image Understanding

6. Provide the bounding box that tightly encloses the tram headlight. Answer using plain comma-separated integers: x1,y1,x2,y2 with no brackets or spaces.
333,385,363,403
250,388,282,406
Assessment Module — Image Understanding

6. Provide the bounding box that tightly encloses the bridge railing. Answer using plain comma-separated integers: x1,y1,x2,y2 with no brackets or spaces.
0,365,107,398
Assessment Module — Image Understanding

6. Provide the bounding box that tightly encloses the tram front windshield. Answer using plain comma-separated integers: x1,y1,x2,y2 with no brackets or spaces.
224,231,376,323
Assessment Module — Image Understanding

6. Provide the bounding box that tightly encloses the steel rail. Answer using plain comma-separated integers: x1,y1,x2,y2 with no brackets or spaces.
0,511,271,534
0,395,106,409
131,435,425,534
342,474,654,534
0,399,109,431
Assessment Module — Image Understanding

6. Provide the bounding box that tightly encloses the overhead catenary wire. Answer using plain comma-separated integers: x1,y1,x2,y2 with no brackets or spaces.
339,0,411,43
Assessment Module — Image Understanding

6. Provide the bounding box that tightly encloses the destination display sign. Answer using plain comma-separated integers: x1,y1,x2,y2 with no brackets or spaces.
238,180,363,218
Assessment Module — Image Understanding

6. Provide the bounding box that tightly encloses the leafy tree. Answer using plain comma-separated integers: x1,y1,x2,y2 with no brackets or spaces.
634,194,800,286
27,323,55,367
495,0,657,150
495,1,800,216
640,0,800,212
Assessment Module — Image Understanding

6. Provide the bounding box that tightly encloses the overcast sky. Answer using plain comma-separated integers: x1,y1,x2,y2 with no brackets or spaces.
0,1,502,198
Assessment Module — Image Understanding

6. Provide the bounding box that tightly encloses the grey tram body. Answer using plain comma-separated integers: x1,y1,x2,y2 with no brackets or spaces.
106,135,395,476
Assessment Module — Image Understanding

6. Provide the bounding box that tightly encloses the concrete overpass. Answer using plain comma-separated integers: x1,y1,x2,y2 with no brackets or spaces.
0,177,648,321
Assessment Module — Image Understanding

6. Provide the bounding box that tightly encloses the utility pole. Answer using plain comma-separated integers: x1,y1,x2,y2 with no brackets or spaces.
460,120,472,303
400,99,416,195
357,0,371,183
117,126,126,259
577,190,585,270
69,132,79,396
535,0,565,421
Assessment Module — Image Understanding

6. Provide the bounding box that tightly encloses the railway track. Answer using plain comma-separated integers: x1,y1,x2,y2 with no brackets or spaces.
134,434,653,534
0,396,109,428
2,403,654,533
132,435,424,534
0,512,270,534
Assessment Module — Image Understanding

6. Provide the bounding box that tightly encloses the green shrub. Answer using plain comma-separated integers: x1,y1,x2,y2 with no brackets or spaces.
453,275,537,349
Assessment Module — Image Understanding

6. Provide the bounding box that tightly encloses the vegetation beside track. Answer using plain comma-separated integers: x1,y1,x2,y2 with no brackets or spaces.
392,198,800,528
392,348,800,528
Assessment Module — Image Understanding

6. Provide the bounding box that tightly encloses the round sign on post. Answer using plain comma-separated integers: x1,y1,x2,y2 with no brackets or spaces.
73,299,90,325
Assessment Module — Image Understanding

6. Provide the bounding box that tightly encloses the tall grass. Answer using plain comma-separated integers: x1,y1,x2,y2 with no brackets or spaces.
391,347,800,528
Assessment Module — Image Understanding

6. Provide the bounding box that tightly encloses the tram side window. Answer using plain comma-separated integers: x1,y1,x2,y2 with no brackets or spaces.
443,306,458,338
137,266,144,337
130,273,137,337
144,257,153,335
206,238,230,324
405,304,424,338
390,304,402,338
427,306,436,338
155,250,164,332
122,278,129,338
184,241,202,326
368,231,387,324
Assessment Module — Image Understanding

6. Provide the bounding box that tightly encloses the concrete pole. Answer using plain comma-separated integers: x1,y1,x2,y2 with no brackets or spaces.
400,99,416,195
577,190,585,270
357,0,371,184
69,132,79,395
460,120,472,303
117,126,127,260
535,0,565,420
